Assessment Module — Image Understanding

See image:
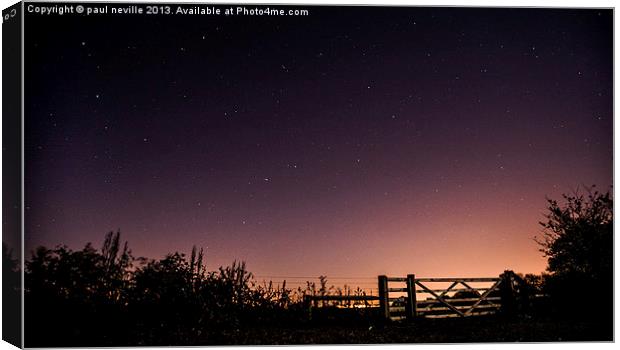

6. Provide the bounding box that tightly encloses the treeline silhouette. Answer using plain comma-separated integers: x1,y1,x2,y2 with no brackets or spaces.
23,232,377,346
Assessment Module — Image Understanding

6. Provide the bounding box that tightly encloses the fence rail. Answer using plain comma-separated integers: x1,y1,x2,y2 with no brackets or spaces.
303,295,379,302
304,270,522,321
416,277,500,282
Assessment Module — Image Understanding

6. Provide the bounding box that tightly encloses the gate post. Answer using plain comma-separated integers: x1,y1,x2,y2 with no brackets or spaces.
500,270,516,317
378,275,389,319
406,274,417,320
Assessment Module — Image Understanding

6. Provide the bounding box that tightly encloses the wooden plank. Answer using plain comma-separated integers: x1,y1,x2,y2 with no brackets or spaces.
390,306,406,313
406,274,417,319
467,310,497,316
415,287,493,293
459,281,475,291
387,277,407,282
305,295,380,301
424,313,466,319
378,275,389,319
416,277,500,282
464,279,502,315
425,315,462,319
417,304,500,313
424,310,497,319
439,281,459,298
388,288,408,292
417,296,501,304
415,280,465,317
418,304,500,312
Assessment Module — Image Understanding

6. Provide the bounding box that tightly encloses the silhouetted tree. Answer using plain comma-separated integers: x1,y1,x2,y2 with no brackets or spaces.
535,186,613,319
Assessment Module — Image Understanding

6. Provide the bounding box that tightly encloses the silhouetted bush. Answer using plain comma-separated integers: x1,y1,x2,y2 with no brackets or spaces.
24,232,342,346
25,231,134,346
536,186,613,321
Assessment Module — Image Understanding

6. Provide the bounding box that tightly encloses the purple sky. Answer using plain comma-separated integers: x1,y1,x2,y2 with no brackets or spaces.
24,6,612,283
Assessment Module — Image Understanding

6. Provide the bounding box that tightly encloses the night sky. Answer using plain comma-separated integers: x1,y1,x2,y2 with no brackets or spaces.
24,6,612,282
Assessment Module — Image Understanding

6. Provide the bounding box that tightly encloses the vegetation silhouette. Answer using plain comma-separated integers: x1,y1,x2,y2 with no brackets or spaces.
22,185,613,345
24,231,375,346
535,185,613,323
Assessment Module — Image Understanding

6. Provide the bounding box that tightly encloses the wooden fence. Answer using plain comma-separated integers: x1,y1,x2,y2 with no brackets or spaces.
304,270,521,321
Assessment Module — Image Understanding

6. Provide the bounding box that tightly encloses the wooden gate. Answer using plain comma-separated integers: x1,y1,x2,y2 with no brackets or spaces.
379,271,513,320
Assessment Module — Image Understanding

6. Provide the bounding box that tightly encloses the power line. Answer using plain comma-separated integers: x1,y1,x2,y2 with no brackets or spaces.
254,279,377,283
254,275,377,280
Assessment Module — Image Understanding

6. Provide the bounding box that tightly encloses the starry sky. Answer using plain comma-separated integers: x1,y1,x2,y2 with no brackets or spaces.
24,6,612,282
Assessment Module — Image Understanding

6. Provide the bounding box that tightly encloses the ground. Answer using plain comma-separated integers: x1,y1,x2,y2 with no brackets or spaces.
204,315,613,345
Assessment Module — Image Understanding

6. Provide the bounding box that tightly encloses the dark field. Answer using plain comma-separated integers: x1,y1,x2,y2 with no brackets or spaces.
191,315,613,345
